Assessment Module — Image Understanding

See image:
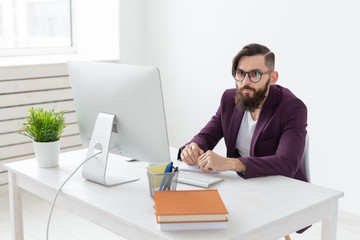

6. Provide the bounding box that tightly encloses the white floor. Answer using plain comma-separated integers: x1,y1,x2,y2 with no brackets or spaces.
1,189,359,240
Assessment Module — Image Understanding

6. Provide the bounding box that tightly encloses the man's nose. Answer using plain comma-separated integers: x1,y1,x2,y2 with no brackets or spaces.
243,73,252,85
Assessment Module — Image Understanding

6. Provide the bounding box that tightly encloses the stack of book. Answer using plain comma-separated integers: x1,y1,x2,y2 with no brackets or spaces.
153,189,228,231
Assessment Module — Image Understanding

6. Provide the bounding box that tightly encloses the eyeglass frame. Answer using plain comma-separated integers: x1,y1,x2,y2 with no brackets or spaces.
232,69,272,83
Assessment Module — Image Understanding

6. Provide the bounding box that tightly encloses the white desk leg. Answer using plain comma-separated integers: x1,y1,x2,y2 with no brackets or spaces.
8,171,24,240
321,200,339,240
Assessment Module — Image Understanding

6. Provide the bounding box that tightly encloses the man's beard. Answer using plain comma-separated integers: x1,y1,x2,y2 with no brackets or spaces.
235,79,270,112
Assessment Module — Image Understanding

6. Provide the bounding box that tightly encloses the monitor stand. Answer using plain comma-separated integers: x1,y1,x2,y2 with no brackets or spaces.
82,112,139,186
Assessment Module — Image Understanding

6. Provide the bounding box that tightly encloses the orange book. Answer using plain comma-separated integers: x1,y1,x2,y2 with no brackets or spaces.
154,189,228,223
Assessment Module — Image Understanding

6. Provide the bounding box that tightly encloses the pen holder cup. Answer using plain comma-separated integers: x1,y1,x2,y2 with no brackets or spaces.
147,169,179,199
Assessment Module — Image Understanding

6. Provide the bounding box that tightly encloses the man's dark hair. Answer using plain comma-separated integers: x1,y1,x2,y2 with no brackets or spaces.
232,43,275,77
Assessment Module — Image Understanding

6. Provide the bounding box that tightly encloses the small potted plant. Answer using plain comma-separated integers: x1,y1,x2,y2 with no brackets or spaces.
19,107,66,168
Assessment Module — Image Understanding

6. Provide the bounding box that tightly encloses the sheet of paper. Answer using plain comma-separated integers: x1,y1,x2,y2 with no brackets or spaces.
178,162,218,173
147,163,169,174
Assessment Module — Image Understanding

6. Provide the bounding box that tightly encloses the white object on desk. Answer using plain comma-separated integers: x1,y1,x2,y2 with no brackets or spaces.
159,221,227,231
178,161,218,173
5,147,344,240
82,112,139,186
177,171,224,188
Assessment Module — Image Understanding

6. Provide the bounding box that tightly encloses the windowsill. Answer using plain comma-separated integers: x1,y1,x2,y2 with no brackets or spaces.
0,52,119,67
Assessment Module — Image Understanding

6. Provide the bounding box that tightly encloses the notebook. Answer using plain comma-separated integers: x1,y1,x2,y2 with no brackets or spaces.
158,220,227,231
154,189,228,223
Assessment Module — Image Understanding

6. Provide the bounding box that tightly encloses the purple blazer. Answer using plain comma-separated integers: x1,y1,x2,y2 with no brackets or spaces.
179,84,308,182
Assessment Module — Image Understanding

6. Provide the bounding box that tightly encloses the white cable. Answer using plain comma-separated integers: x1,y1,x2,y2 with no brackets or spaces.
46,151,102,240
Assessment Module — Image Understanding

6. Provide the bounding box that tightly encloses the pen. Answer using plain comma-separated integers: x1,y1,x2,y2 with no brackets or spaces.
164,166,178,190
160,162,173,191
164,166,177,190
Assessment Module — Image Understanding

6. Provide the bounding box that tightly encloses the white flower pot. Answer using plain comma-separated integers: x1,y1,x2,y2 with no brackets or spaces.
33,140,61,168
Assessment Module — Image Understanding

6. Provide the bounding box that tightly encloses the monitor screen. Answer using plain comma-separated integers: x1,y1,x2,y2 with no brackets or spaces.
68,61,171,186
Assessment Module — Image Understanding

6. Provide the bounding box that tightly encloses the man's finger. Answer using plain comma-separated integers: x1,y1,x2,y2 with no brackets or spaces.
183,148,196,165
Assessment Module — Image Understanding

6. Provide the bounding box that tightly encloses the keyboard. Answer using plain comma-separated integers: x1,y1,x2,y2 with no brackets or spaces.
177,171,224,188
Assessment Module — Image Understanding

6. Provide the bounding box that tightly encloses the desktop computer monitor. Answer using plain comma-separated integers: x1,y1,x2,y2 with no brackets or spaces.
68,61,171,186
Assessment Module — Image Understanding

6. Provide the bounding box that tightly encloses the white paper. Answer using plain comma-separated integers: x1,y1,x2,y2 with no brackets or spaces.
178,162,218,173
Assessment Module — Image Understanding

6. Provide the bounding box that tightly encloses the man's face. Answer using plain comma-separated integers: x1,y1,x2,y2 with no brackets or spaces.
234,55,273,112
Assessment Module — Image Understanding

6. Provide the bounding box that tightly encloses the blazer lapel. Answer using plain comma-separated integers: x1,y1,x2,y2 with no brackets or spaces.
250,86,278,156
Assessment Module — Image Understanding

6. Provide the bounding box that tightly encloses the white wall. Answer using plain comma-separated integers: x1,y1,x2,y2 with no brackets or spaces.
119,0,146,65
121,0,360,216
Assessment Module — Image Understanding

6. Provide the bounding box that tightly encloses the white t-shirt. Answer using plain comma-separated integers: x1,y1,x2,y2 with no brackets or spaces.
235,111,257,157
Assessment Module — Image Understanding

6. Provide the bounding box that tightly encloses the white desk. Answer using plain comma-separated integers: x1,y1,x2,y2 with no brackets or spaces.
5,148,343,240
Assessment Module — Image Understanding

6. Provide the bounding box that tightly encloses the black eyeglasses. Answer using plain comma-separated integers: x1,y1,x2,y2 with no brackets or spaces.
232,69,272,83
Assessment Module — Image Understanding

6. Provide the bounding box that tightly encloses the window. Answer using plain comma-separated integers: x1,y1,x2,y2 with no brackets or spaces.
0,0,119,65
0,0,72,55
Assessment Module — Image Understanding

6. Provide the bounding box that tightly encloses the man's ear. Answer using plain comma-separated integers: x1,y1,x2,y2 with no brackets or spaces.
270,71,279,85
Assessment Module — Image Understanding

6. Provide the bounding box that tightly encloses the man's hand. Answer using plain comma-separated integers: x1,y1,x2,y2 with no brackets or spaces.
197,150,247,173
180,142,204,165
197,150,225,172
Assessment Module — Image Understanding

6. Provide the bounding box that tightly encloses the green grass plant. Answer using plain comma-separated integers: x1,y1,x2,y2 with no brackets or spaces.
19,107,66,142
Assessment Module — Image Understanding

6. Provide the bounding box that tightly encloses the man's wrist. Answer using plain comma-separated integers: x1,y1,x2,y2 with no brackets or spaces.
229,158,246,173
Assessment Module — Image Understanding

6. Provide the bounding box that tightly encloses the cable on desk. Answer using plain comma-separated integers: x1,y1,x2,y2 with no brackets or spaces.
46,151,102,240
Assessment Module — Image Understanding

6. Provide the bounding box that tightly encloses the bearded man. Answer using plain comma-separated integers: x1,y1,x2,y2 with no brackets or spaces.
178,43,308,182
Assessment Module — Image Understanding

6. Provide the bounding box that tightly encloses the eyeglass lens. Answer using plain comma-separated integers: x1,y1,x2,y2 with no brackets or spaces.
234,70,262,83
